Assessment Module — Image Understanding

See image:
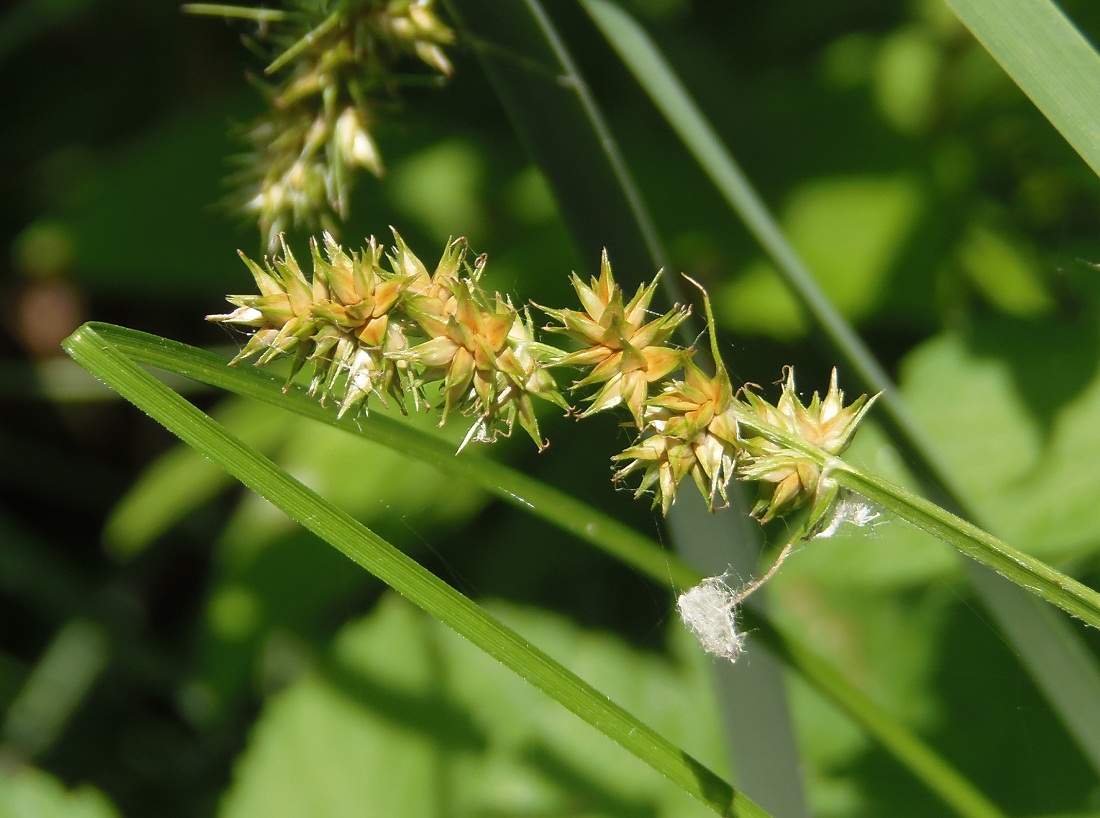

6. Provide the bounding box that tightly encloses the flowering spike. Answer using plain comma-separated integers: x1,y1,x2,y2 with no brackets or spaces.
538,251,690,428
737,367,878,529
212,236,878,544
212,0,455,247
212,231,570,452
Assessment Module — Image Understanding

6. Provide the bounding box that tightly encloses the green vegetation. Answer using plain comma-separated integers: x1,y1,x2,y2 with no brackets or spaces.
5,1,1100,816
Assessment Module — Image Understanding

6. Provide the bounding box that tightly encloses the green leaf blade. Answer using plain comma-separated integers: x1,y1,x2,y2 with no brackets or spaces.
62,322,763,818
945,0,1100,180
584,0,1100,778
69,322,1010,818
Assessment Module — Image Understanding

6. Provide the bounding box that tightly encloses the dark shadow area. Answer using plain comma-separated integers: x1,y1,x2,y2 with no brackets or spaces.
321,652,487,756
852,591,1096,816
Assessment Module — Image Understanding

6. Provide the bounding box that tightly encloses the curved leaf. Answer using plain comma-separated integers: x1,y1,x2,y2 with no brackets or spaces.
582,0,1100,774
66,321,1005,818
222,594,729,818
62,322,763,818
944,0,1100,181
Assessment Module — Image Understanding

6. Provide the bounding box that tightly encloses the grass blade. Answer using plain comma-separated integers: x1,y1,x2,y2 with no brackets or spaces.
944,0,1100,180
62,322,761,818
833,463,1100,628
444,0,667,279
86,323,692,589
74,322,1006,818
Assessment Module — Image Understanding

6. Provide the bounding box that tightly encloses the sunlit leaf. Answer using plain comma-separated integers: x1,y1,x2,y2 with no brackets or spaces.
221,593,727,818
0,766,120,818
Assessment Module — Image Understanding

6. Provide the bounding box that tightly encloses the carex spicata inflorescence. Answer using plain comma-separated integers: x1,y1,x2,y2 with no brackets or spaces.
212,234,879,661
211,233,877,526
195,1,454,248
209,229,567,451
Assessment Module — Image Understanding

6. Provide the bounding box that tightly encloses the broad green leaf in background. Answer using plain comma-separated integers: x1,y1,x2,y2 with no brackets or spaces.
65,323,1010,818
722,174,925,339
105,398,290,559
955,224,1055,319
442,2,802,812
583,0,1100,774
0,766,121,818
221,593,727,818
900,317,1100,560
187,410,490,723
107,396,487,558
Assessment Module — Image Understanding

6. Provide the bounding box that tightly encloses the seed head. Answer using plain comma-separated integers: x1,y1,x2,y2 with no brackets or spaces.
302,233,414,413
614,358,739,515
539,250,690,427
612,274,740,514
214,0,455,247
208,232,415,415
737,367,877,528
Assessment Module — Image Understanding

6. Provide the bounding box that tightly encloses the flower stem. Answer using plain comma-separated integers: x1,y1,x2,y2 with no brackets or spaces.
732,406,1100,629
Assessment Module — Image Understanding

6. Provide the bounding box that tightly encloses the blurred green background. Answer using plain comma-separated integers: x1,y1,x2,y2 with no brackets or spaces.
4,0,1100,815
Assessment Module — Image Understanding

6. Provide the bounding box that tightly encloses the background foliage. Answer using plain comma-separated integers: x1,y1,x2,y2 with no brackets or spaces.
4,0,1100,815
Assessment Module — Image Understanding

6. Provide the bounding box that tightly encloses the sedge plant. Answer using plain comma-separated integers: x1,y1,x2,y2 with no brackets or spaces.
47,1,1100,815
204,229,1100,657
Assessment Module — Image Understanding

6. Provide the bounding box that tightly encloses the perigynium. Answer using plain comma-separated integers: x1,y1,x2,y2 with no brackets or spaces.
738,367,877,533
538,250,691,428
614,356,740,515
611,277,739,514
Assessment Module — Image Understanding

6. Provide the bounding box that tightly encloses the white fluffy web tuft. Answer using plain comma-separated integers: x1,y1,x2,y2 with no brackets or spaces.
811,494,882,540
676,539,797,663
676,575,745,662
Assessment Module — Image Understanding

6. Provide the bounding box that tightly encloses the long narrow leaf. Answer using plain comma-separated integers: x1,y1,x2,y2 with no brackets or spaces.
76,322,1006,818
832,465,1100,628
89,323,693,589
62,322,760,818
725,407,1100,628
945,0,1100,180
442,0,664,279
584,0,1100,773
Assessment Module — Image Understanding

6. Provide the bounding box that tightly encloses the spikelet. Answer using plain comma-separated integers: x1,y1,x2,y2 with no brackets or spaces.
737,367,877,531
612,276,738,514
538,250,690,428
210,230,566,450
203,0,455,246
